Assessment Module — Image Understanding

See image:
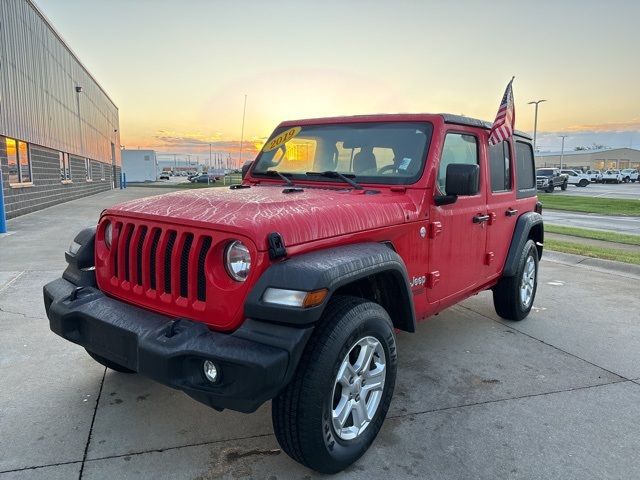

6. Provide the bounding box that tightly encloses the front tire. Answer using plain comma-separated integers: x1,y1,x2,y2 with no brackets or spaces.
545,185,554,193
561,181,568,191
85,349,136,373
272,296,397,474
578,179,589,187
492,239,539,321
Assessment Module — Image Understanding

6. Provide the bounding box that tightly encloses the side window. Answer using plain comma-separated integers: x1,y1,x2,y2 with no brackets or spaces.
6,138,32,184
85,158,93,181
489,140,512,192
6,138,19,184
438,133,478,194
60,152,71,181
515,141,535,192
18,141,31,183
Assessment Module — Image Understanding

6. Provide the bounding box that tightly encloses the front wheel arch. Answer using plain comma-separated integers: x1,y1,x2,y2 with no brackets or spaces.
245,242,416,332
332,270,415,333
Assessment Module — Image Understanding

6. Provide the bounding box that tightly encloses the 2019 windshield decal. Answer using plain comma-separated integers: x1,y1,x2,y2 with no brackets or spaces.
263,127,302,152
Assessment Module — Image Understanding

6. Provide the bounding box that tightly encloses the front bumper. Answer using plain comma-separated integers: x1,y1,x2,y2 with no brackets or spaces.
43,277,312,413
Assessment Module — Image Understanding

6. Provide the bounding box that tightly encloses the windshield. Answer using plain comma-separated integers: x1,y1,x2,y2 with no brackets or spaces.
252,122,433,185
536,170,553,177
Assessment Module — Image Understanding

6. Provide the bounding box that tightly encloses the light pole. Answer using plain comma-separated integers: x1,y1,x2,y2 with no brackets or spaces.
528,99,546,153
559,135,567,169
209,143,212,172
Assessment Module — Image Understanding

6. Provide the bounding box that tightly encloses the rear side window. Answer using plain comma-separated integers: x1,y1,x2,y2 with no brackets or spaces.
515,141,535,196
489,141,511,192
438,133,478,194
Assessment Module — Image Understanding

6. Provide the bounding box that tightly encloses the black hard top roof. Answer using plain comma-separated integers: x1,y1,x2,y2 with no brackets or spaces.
441,114,533,141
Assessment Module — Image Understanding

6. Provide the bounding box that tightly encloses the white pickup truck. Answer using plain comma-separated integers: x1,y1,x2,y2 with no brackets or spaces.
602,169,623,184
585,170,603,183
620,169,639,183
560,170,591,187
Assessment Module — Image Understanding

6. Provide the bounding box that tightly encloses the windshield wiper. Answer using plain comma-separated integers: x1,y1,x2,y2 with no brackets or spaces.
305,171,363,190
260,170,294,186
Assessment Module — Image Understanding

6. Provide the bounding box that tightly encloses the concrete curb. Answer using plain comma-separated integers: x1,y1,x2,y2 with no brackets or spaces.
542,250,640,279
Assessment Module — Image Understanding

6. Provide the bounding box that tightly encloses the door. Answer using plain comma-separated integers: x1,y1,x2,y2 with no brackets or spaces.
485,139,517,280
427,130,488,303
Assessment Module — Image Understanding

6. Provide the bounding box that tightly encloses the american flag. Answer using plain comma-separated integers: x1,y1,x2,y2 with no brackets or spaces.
488,78,515,145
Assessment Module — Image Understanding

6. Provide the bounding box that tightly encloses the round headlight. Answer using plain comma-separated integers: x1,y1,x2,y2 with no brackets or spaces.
104,221,112,249
224,240,251,282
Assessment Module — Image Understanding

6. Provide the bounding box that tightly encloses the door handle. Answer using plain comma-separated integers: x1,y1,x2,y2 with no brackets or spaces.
505,208,518,217
472,214,491,224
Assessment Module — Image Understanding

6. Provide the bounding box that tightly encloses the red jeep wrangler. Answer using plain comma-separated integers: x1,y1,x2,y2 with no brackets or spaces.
44,114,543,473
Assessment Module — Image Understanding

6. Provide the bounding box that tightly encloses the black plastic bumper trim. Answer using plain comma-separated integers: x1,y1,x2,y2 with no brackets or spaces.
43,277,312,413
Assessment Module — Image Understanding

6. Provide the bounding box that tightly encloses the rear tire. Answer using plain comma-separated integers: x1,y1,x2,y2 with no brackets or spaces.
272,296,397,474
85,349,136,373
492,239,539,321
561,181,568,191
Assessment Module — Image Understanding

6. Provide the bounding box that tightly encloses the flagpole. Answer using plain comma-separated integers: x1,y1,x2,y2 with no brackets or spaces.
239,94,247,168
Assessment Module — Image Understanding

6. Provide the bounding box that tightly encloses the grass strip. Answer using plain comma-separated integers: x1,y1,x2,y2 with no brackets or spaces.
545,224,640,246
538,194,640,216
545,239,640,265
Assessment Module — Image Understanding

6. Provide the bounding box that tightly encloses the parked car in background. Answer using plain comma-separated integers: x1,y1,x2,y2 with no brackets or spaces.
560,169,590,187
602,169,623,184
620,169,639,183
536,168,568,193
190,174,217,183
585,170,603,183
159,172,170,180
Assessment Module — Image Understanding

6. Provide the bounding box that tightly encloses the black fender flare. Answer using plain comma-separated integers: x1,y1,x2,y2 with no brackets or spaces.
244,242,416,332
502,212,544,277
63,226,97,287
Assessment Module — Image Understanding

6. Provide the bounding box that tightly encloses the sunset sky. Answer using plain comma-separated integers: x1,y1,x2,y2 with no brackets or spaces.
36,0,640,164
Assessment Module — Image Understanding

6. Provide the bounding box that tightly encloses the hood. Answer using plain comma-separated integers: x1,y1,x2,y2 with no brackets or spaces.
105,185,419,250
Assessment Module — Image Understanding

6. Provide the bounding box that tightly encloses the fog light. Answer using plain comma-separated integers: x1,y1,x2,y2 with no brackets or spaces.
203,360,218,383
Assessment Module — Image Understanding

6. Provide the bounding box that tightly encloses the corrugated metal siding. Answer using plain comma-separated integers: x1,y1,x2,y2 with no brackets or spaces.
0,0,120,165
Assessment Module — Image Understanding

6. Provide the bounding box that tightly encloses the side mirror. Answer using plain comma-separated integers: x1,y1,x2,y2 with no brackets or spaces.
445,163,479,196
241,160,253,179
434,163,479,206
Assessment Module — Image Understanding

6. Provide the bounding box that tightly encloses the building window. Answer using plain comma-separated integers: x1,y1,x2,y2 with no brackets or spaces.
101,163,106,181
60,152,71,181
6,137,32,185
85,158,93,181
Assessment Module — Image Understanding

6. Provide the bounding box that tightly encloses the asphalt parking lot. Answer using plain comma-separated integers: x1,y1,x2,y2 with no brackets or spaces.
543,210,640,235
550,181,640,199
1,188,640,480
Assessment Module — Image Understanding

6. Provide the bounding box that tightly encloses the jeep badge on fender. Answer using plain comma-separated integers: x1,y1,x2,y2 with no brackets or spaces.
44,113,543,473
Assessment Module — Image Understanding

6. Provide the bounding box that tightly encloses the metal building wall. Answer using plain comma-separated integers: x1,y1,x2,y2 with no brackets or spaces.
0,0,120,165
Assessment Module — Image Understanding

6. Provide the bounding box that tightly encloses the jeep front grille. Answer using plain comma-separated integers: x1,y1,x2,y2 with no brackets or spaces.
106,221,213,303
